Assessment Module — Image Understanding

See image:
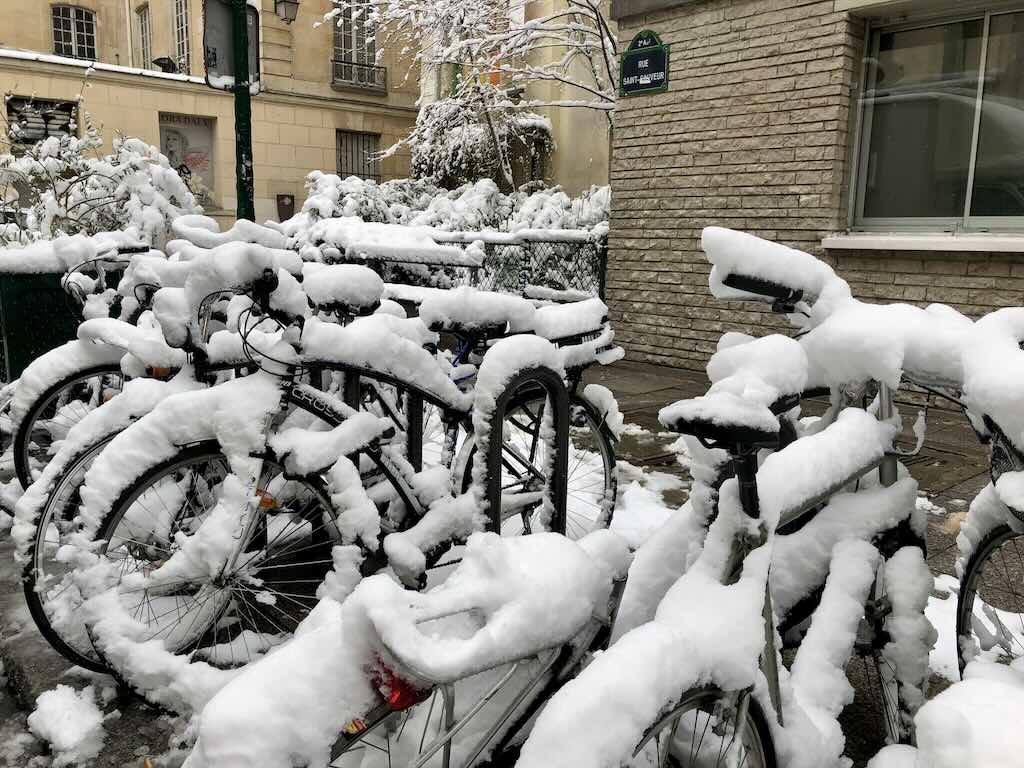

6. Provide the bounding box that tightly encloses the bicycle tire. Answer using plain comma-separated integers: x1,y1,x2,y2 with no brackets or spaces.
92,442,336,663
956,523,1024,674
455,391,618,539
628,688,776,768
22,433,117,672
14,362,125,488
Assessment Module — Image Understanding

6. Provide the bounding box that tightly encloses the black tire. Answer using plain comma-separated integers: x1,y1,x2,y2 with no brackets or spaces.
629,688,776,767
22,434,116,673
14,363,124,488
93,442,337,666
956,523,1024,674
456,392,618,539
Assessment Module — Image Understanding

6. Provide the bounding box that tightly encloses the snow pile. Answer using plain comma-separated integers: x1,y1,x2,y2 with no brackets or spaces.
870,661,1024,768
27,685,107,767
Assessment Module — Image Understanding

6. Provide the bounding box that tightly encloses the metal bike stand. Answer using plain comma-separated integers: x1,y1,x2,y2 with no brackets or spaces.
482,366,569,532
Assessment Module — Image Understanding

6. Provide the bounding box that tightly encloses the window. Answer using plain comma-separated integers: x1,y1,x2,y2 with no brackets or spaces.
52,5,96,60
137,5,151,69
6,97,76,144
854,10,1024,229
337,130,380,181
332,5,385,90
173,0,191,74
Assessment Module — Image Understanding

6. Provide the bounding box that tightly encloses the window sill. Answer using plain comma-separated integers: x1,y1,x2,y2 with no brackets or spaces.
822,233,1024,253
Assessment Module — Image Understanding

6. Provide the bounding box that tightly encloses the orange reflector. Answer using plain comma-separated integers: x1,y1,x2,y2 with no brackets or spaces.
256,490,277,509
342,719,368,735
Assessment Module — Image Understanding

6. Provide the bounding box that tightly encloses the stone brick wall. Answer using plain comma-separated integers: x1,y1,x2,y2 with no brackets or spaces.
607,0,1024,372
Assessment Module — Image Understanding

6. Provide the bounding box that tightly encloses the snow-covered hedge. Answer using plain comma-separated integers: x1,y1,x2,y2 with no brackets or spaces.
281,173,610,240
0,126,201,249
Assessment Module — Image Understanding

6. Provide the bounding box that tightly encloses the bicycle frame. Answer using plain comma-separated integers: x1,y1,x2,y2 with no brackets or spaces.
723,381,901,726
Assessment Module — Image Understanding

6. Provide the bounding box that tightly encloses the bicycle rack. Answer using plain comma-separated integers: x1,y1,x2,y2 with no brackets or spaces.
480,366,569,534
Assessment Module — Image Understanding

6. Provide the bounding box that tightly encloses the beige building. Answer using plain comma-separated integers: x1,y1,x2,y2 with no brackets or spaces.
0,0,418,224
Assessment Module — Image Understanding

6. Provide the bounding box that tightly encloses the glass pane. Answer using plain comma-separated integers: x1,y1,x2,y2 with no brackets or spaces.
861,20,983,219
970,12,1024,217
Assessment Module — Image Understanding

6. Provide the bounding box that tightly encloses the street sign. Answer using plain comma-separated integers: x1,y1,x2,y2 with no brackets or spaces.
619,30,669,97
203,0,260,91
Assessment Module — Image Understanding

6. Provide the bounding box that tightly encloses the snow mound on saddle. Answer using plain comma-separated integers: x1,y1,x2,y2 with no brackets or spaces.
419,286,536,332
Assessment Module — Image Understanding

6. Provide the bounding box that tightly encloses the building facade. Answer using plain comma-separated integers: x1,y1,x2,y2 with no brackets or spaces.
608,0,1024,370
0,0,418,224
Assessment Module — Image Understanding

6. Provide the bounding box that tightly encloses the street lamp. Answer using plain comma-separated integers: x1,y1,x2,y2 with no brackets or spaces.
274,0,299,22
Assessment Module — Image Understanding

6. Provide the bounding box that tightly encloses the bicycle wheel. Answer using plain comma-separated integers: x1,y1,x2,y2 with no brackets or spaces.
848,559,910,748
23,434,116,673
95,442,339,667
456,393,617,539
629,689,775,768
956,524,1024,673
14,364,124,488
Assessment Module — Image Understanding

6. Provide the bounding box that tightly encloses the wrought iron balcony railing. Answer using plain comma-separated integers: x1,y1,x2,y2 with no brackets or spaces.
332,59,387,92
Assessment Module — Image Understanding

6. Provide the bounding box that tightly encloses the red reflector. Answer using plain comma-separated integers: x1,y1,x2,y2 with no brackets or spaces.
372,664,431,711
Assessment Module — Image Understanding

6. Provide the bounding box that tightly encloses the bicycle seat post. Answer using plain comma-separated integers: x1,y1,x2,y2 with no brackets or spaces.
876,381,898,487
732,446,761,518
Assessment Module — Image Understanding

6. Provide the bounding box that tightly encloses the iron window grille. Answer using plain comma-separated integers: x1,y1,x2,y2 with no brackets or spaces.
173,0,191,74
52,5,96,61
6,97,77,144
137,4,152,69
336,130,381,182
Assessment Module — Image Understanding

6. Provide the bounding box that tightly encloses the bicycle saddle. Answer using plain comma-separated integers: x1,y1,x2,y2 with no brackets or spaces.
659,334,808,448
301,263,384,317
419,286,536,335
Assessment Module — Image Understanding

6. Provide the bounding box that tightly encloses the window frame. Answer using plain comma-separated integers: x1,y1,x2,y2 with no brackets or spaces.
850,8,1024,232
173,0,191,75
336,129,381,182
136,4,152,70
333,5,376,67
51,5,97,61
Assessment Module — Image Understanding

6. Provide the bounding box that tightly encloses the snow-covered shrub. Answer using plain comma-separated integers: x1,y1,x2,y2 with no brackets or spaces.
284,172,609,238
0,122,201,248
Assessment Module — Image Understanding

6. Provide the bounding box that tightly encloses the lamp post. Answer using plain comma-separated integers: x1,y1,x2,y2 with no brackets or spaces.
230,0,255,221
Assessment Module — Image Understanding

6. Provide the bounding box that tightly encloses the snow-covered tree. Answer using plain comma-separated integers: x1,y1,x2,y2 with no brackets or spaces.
0,109,200,248
408,89,554,189
330,0,615,186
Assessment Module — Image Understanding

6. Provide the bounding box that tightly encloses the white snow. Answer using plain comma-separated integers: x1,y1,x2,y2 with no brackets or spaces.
27,684,106,767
